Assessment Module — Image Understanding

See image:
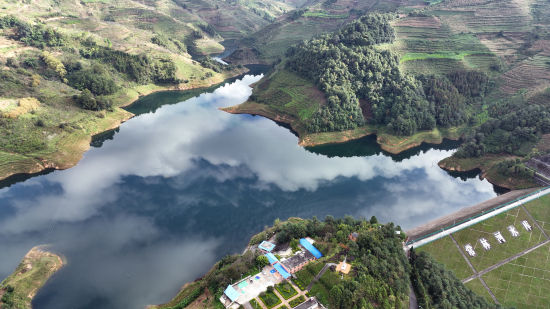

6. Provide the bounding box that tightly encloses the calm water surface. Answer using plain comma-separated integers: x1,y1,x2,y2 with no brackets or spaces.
0,74,498,308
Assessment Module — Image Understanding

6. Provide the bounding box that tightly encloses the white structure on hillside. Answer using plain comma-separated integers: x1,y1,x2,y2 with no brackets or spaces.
464,244,476,257
494,231,506,243
522,220,532,231
507,225,520,237
479,238,491,250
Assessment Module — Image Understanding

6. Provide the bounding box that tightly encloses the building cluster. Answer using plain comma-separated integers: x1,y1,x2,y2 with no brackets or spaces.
220,238,324,309
464,220,533,257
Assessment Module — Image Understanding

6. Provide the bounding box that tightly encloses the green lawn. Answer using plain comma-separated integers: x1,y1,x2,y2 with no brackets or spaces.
259,290,282,309
418,236,473,280
289,295,306,308
523,194,550,234
275,281,298,300
464,278,494,303
452,207,546,271
249,298,262,309
417,194,550,307
292,261,323,290
308,270,340,306
482,243,550,308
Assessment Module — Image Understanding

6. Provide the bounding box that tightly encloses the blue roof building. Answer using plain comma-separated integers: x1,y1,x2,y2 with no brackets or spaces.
258,241,276,252
273,262,291,279
265,253,279,264
224,285,239,302
300,238,322,259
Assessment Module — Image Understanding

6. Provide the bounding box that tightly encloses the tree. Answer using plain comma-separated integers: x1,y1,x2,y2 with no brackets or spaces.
370,216,378,224
256,255,269,269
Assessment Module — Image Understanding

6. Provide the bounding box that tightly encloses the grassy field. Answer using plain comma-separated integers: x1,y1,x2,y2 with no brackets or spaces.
453,207,546,271
418,236,474,280
275,281,298,300
483,244,550,308
416,192,550,308
524,195,550,234
0,247,64,309
307,269,340,305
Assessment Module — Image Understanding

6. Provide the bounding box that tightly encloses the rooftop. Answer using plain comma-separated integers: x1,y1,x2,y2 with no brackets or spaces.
265,253,278,264
281,250,314,270
300,238,322,259
258,241,276,252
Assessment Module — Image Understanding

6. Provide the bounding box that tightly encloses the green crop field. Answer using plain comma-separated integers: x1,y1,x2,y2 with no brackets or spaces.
416,192,550,308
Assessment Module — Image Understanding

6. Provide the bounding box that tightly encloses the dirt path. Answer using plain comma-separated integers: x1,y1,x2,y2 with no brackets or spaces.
408,284,417,309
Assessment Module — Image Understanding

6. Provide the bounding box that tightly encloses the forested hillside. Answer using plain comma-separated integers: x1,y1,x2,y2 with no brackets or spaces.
241,13,490,136
225,0,550,189
0,0,281,181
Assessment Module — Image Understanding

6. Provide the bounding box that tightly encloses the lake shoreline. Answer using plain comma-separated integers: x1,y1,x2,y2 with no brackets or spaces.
0,246,65,309
222,102,541,190
221,101,463,154
0,68,248,185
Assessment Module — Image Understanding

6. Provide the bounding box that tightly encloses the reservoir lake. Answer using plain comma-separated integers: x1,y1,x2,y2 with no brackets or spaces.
0,74,498,308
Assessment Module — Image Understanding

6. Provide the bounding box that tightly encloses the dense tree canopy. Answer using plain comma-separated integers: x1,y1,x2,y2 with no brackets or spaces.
80,42,178,85
285,14,435,135
0,15,65,48
284,13,492,136
410,249,502,309
456,92,550,158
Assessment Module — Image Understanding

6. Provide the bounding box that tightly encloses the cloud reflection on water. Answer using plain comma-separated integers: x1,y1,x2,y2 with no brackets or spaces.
0,74,497,308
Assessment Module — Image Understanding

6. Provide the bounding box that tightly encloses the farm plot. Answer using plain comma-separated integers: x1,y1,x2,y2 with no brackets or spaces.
499,55,550,95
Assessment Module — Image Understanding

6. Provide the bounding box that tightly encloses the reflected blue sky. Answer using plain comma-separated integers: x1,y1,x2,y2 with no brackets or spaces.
0,75,496,308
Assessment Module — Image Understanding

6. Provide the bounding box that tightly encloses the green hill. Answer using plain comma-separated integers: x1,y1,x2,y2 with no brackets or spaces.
0,0,265,181
153,216,497,309
224,0,550,189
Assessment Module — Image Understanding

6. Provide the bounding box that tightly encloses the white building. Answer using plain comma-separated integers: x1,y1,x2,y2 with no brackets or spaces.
465,244,476,257
494,231,506,243
522,220,532,231
479,238,491,250
507,225,520,237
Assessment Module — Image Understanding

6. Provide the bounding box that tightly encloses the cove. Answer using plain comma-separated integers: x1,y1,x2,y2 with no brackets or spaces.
0,74,497,309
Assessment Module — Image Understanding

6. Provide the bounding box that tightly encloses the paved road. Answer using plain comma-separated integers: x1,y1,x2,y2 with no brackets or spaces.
408,284,417,309
406,189,543,246
306,263,336,291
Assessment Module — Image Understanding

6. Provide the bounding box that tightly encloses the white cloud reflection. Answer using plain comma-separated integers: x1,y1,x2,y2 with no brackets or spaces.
0,74,496,234
0,74,499,309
